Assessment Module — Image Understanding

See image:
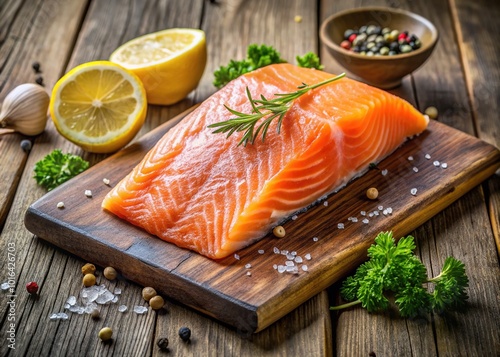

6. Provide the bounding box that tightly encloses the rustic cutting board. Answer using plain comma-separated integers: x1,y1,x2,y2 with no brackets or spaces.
24,107,500,333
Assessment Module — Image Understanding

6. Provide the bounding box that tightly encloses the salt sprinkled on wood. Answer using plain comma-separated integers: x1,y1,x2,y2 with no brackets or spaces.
246,271,252,276
425,154,431,160
291,215,298,220
360,211,366,216
378,205,383,211
84,190,92,198
234,253,240,260
337,223,344,229
245,263,252,269
433,160,440,167
381,169,388,176
411,188,418,196
408,156,414,161
258,249,265,254
302,265,308,271
312,237,319,242
103,178,110,185
273,247,280,254
323,201,328,207
413,167,419,173
277,265,286,273
57,201,64,209
304,253,312,260
351,217,358,223
441,163,448,169
362,218,369,224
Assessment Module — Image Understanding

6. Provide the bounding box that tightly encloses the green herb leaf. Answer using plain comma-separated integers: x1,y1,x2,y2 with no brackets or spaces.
34,149,89,191
296,52,324,70
330,231,469,318
208,73,345,146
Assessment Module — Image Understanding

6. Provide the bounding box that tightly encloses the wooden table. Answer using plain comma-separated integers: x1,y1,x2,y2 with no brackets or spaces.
1,0,498,356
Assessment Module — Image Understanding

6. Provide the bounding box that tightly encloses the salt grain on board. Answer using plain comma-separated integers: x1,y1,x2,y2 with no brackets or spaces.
413,167,419,173
411,188,418,196
381,169,388,176
425,154,431,160
408,156,414,161
337,223,344,229
258,249,265,254
433,160,440,167
441,163,448,169
312,237,319,242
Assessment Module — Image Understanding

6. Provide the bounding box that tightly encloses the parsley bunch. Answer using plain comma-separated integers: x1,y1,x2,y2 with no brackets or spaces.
331,232,469,317
34,149,89,191
213,44,323,88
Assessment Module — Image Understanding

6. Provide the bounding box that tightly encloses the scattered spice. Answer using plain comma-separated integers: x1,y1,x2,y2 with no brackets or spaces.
273,225,286,238
142,287,157,302
178,326,191,342
424,106,438,119
32,61,41,73
81,263,96,275
56,202,65,209
35,76,44,86
20,139,32,153
26,281,38,294
103,267,117,280
103,178,110,185
98,327,113,341
157,337,169,351
294,15,302,23
83,273,96,287
366,187,378,200
149,295,165,310
90,308,100,320
85,189,92,198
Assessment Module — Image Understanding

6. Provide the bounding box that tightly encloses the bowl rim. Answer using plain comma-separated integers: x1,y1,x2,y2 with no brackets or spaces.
320,6,439,61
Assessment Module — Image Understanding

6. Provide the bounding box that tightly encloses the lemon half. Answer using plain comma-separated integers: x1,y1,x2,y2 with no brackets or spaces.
50,61,147,153
110,28,207,105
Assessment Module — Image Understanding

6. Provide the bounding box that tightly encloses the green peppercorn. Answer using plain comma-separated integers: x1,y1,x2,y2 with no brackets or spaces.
379,47,390,56
157,337,169,351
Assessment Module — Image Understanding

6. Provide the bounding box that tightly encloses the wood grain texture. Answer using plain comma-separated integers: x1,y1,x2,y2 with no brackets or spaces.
24,106,500,333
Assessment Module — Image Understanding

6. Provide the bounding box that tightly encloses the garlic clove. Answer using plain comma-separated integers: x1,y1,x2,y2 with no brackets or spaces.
0,83,50,136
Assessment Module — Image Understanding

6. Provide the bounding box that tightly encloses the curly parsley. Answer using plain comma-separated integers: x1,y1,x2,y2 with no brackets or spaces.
34,149,89,191
331,232,469,317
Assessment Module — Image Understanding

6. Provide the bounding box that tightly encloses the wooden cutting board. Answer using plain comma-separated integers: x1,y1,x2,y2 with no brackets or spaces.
24,107,500,333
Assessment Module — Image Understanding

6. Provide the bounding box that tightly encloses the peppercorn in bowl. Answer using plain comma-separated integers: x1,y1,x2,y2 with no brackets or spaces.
320,7,438,88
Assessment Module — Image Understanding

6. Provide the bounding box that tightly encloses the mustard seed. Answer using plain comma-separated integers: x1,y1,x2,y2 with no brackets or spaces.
103,267,117,280
83,273,96,287
142,287,157,302
149,295,164,310
366,187,379,200
98,327,113,341
81,263,96,275
273,225,286,238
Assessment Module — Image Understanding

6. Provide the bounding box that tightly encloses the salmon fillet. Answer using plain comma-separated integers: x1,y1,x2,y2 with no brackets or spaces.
102,63,428,259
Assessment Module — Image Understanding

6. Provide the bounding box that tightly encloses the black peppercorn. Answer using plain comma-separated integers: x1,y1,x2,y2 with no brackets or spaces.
35,76,44,86
157,337,169,351
32,62,41,73
178,326,191,342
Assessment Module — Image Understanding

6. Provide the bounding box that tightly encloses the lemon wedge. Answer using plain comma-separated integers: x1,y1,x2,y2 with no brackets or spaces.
50,61,147,153
110,28,207,105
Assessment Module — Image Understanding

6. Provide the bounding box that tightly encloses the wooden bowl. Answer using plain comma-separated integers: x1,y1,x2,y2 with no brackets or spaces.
320,7,438,89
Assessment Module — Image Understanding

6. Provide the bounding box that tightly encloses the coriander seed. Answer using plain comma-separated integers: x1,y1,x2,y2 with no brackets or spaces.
149,295,164,310
83,273,96,287
366,187,379,200
81,263,96,275
273,225,286,238
142,287,157,302
103,267,117,280
98,327,113,341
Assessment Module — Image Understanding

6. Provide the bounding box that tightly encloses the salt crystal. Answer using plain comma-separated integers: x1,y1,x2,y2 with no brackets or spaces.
66,296,77,306
273,247,280,254
304,253,312,260
413,167,419,173
383,209,388,216
246,271,252,276
111,296,119,303
291,251,297,256
373,211,379,216
133,306,148,314
50,312,69,320
381,169,388,176
323,201,329,207
337,223,344,229
49,313,58,320
408,156,414,161
258,249,265,254
362,218,369,224
286,253,295,260
95,290,114,304
433,160,440,167
387,207,393,214
57,202,64,209
84,302,98,314
351,217,358,223
302,265,308,272
69,305,84,314
281,250,288,255
234,253,240,260
84,190,92,198
441,163,448,169
118,305,128,313
312,237,319,242
286,266,298,273
378,205,384,211
273,264,278,270
103,178,110,185
114,288,122,295
277,265,286,273
291,215,298,220
360,211,366,216
1,282,10,290
285,261,295,267
64,303,70,309
411,188,418,196
425,154,431,160
245,263,252,269
295,256,303,263
368,212,374,218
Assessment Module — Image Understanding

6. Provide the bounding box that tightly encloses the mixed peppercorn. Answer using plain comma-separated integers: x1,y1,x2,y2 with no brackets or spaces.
340,25,422,56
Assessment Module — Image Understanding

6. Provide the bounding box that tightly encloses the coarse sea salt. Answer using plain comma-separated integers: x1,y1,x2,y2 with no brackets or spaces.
381,169,388,176
114,288,122,295
351,217,358,223
295,256,303,263
304,253,312,260
425,154,431,160
56,202,64,209
337,223,344,229
413,167,419,173
103,178,110,185
277,265,286,273
433,160,440,167
258,249,265,254
362,218,369,224
291,215,298,221
302,265,308,272
66,296,77,306
50,312,69,320
312,237,319,242
133,306,148,314
285,261,295,267
234,253,240,260
411,188,418,196
1,282,10,290
245,263,252,269
441,163,448,169
246,271,252,276
85,190,92,198
286,253,294,260
118,305,128,313
408,156,414,161
323,201,329,207
273,247,280,254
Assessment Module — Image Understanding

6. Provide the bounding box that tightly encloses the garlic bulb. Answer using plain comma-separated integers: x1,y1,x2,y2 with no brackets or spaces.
0,83,50,136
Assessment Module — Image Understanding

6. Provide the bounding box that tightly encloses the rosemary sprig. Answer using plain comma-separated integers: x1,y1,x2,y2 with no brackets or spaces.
208,73,346,146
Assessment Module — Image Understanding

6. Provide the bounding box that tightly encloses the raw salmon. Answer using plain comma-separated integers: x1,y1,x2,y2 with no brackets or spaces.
102,63,428,259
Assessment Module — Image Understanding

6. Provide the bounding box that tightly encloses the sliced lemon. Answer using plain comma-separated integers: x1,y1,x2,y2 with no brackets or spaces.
50,61,147,153
110,28,207,105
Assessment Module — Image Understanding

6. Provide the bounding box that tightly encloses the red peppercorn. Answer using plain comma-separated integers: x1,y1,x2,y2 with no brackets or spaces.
397,33,407,41
340,40,351,50
26,281,39,294
348,33,357,43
